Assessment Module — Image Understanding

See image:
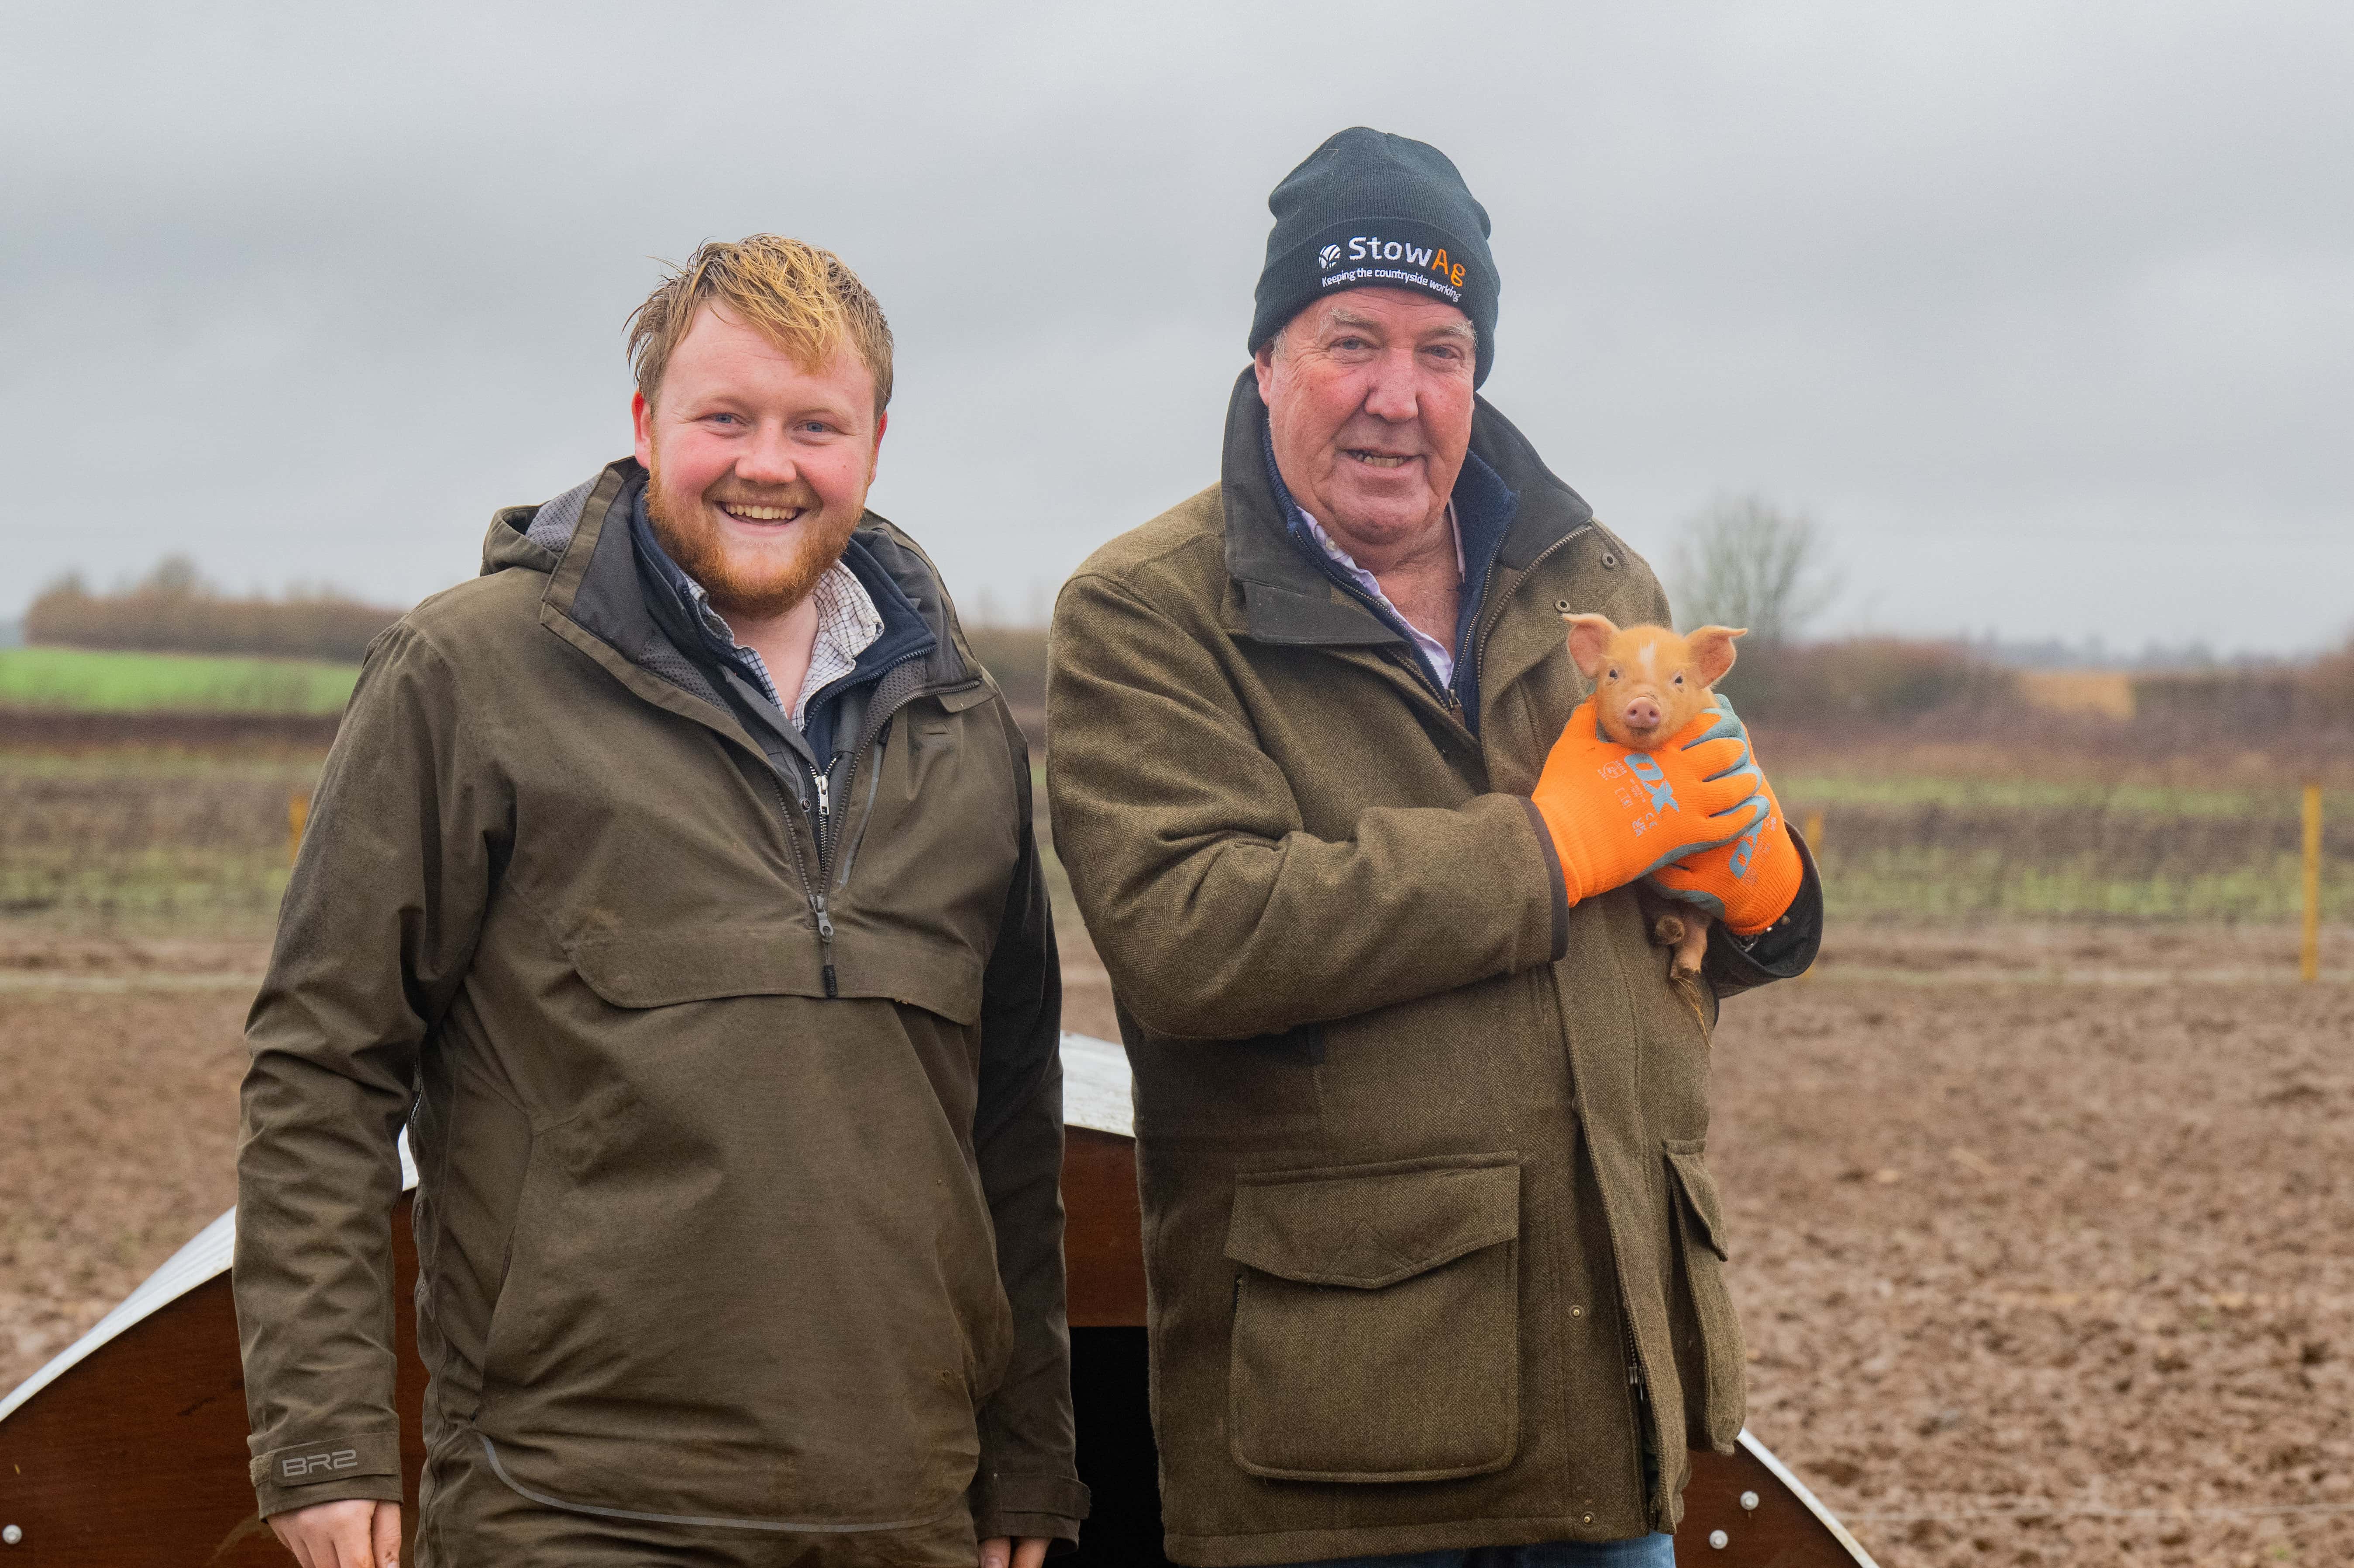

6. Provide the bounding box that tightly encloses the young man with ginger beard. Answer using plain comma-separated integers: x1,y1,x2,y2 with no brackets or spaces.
235,236,1084,1568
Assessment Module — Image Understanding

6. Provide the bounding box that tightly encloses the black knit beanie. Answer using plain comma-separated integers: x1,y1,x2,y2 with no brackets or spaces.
1249,127,1499,387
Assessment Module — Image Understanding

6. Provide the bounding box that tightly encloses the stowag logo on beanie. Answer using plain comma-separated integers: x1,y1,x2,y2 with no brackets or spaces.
1317,234,1470,290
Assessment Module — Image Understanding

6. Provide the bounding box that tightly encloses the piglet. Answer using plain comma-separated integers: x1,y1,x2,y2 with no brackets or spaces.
1559,613,1746,1021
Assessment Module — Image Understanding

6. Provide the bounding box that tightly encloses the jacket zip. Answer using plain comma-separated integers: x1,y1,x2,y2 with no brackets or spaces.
1479,518,1655,1519
775,657,980,996
1494,527,1656,1499
763,770,837,998
1616,1289,1660,1527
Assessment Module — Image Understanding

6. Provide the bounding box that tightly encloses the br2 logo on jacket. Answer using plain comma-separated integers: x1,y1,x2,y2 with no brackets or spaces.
280,1449,361,1479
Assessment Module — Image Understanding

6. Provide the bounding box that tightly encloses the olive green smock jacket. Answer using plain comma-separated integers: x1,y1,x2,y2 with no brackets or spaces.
1046,374,1818,1566
235,461,1087,1555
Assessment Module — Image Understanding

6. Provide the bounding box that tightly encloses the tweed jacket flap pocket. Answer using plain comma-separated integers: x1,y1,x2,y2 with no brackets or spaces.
1225,1157,1522,1483
1225,1162,1520,1287
1661,1139,1746,1451
1662,1142,1729,1260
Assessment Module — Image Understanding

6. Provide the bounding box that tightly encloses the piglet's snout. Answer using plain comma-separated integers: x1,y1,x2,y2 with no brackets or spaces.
1621,696,1663,731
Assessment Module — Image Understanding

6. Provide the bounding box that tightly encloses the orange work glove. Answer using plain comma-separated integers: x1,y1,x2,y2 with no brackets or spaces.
1646,753,1804,936
1531,696,1769,906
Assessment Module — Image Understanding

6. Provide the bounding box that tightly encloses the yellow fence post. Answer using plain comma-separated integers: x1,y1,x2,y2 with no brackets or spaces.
1800,810,1824,981
2302,784,2323,983
289,791,310,868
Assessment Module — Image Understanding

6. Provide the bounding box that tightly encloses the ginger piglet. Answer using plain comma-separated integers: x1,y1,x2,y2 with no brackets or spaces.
1559,612,1747,1023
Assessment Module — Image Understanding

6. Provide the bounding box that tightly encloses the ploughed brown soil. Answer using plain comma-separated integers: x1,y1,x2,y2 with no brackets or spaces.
6,925,2350,1567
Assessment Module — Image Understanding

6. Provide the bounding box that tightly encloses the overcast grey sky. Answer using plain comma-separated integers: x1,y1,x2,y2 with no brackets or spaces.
5,2,2348,653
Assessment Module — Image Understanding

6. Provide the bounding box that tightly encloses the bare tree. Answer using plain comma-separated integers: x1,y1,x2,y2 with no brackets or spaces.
1670,493,1840,643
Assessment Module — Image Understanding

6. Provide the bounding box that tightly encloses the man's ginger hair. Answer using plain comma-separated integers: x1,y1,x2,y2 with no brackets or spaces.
626,235,895,414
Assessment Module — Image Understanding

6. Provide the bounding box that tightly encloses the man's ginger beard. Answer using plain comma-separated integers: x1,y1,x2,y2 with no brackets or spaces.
644,451,861,620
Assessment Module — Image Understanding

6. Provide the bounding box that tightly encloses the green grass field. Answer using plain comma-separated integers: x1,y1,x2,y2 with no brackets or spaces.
0,747,2342,938
0,750,321,935
1778,774,2351,925
1777,772,2353,821
0,646,358,715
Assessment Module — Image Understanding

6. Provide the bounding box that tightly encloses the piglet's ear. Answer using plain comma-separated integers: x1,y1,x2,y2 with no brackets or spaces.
1685,626,1746,687
1562,613,1618,679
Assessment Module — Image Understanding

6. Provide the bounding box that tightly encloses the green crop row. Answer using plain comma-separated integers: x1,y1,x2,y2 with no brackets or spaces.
2,750,2345,938
0,647,358,715
1776,772,2351,822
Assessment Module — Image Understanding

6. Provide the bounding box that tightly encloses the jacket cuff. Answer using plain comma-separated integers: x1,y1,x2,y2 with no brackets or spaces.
970,1471,1091,1544
250,1429,404,1518
979,1512,1087,1554
1703,825,1821,994
1515,796,1572,963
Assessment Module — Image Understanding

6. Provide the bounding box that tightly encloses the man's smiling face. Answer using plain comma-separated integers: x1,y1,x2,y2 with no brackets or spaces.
1253,288,1477,561
632,302,885,621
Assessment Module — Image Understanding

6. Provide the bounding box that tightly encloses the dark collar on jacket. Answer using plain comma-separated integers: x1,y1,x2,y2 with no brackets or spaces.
1256,403,1520,697
524,462,960,677
1218,368,1596,650
501,460,973,770
625,482,937,756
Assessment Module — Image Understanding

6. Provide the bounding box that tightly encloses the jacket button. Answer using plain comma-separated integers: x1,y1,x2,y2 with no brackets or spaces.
1569,1304,1585,1318
1600,550,1620,570
1581,1513,1595,1526
1554,598,1573,613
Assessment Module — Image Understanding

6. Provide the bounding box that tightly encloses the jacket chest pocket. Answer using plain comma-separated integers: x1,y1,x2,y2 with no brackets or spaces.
1223,1155,1521,1483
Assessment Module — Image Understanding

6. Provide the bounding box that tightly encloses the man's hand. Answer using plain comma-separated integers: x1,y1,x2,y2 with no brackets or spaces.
267,1498,399,1568
979,1536,1052,1568
1531,695,1766,905
1646,761,1804,936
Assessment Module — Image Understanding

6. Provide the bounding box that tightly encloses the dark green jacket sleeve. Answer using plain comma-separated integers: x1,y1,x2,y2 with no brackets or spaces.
967,708,1090,1545
1046,571,1562,1043
235,624,505,1518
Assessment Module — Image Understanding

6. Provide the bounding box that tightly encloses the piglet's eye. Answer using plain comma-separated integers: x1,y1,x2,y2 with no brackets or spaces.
1673,674,1685,685
1605,668,1619,680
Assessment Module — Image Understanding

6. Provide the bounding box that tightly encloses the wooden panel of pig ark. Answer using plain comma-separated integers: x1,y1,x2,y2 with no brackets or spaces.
0,1059,1872,1568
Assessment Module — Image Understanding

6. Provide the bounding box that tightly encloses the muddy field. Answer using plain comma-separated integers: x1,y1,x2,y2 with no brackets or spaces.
4,925,2350,1567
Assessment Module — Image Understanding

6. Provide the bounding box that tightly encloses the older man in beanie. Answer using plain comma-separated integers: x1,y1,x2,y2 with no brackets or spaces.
1047,130,1821,1566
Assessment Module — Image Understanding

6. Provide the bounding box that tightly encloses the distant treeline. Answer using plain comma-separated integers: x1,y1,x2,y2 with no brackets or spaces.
25,559,403,664
965,623,2352,744
1731,635,2352,733
1719,638,2016,724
